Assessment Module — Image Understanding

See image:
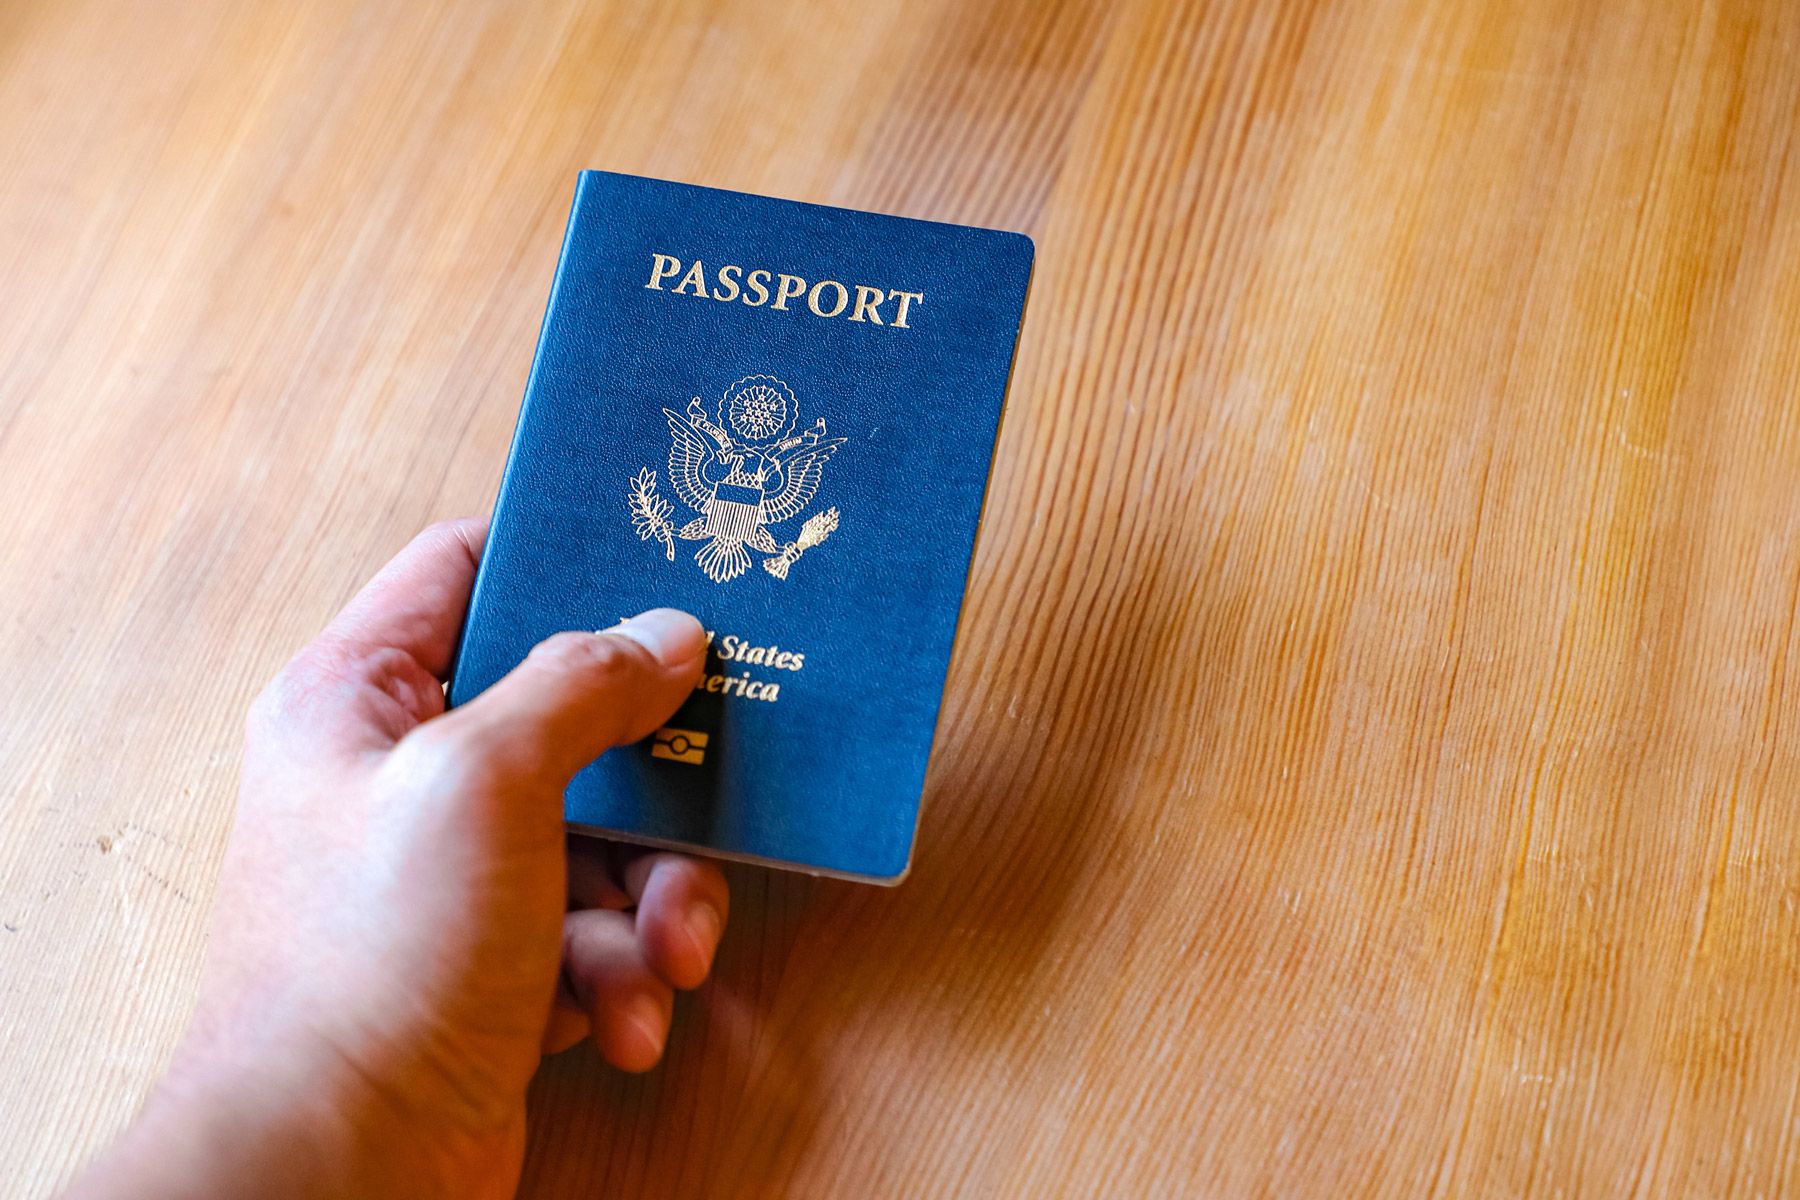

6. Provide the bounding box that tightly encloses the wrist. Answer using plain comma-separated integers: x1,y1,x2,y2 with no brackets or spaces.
66,1035,521,1200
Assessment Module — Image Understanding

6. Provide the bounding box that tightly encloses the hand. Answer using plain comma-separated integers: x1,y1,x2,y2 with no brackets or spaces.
65,519,728,1200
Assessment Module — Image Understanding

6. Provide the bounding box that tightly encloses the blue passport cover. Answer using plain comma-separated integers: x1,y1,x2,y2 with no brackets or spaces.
449,171,1032,883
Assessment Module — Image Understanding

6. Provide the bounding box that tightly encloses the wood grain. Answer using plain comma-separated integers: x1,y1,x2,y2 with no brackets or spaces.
3,0,1799,1195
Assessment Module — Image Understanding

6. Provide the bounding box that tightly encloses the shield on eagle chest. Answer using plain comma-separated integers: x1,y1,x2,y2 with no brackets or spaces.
703,480,764,543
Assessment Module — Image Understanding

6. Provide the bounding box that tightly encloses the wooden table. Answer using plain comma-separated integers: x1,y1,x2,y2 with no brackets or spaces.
4,0,1798,1195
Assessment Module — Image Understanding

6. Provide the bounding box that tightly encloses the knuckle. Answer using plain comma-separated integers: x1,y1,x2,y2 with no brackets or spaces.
245,645,343,730
246,636,392,732
529,630,645,684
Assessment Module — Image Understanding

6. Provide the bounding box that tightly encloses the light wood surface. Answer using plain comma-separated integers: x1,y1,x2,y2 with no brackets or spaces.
4,0,1800,1195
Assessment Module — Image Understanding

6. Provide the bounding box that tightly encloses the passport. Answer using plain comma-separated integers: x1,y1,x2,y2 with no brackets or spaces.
448,171,1033,883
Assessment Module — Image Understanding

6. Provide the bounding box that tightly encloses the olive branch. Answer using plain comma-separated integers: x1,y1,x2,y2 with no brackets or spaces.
628,468,675,560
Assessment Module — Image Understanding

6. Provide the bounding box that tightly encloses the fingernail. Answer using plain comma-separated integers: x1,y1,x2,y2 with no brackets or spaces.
609,609,703,667
687,902,724,964
625,992,667,1058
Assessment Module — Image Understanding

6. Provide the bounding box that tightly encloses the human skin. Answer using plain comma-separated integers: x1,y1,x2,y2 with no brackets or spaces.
63,518,727,1200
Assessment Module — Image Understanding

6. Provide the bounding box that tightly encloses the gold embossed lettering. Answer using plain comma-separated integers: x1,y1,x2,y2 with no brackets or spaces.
646,253,682,290
849,285,887,324
674,260,709,297
890,290,924,328
772,273,807,310
808,280,849,318
712,264,743,303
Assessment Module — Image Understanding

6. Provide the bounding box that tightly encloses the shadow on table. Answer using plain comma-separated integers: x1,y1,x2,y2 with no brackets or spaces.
515,546,1189,1197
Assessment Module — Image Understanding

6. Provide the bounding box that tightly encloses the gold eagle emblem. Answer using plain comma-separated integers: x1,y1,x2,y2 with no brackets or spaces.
627,374,844,583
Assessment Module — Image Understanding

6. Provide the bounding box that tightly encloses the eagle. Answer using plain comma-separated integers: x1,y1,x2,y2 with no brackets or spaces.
663,398,844,582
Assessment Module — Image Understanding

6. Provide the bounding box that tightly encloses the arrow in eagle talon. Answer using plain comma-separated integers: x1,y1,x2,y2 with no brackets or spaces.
764,508,839,579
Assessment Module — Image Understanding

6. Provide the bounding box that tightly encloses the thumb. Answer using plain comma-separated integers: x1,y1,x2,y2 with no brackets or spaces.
426,609,707,787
